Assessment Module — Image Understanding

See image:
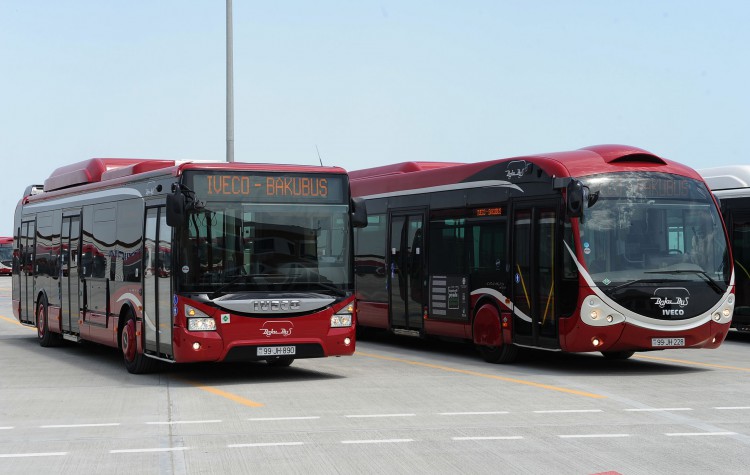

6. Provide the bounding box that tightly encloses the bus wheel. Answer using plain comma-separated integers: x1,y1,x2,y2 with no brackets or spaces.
120,313,155,374
478,344,519,364
601,351,635,360
36,299,61,347
266,357,294,367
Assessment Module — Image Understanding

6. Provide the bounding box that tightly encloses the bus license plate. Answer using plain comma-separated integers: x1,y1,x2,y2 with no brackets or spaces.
257,346,296,356
651,337,685,347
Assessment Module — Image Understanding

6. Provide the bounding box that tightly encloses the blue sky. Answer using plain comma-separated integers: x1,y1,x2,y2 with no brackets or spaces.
1,1,749,235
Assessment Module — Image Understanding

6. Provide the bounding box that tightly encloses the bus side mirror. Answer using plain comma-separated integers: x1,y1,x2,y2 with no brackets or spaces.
566,180,585,219
166,189,185,228
351,197,368,228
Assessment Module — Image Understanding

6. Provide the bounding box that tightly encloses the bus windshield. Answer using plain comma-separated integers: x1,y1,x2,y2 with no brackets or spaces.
176,203,352,296
579,172,730,293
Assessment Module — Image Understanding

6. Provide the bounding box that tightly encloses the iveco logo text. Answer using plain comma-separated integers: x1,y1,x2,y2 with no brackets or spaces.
261,321,294,338
252,300,301,312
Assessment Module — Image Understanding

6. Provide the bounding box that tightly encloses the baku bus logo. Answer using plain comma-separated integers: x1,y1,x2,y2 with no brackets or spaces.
261,321,294,338
651,287,690,316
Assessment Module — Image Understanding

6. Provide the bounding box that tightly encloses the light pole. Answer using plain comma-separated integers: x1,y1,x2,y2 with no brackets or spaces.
226,0,235,162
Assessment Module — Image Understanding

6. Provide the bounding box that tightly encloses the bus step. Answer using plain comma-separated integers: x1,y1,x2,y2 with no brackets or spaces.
62,333,80,343
393,328,421,338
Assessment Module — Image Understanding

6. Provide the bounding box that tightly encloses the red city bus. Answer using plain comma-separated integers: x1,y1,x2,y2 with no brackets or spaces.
0,237,12,276
13,158,366,373
351,145,734,363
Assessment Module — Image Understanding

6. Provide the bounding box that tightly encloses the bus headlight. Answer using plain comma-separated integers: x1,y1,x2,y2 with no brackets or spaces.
581,296,625,327
185,305,217,331
713,293,734,324
331,304,354,328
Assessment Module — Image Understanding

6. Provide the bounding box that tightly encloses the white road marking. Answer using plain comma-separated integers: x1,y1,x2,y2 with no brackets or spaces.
452,436,523,441
145,420,222,425
0,427,13,430
624,408,692,412
248,417,320,421
0,452,67,458
665,432,737,437
533,409,603,414
345,413,416,418
341,438,414,444
439,411,509,416
229,442,304,448
558,434,631,439
714,406,750,410
40,423,121,428
110,447,190,454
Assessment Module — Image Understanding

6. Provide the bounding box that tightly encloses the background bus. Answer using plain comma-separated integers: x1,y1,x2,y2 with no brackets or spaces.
13,158,366,373
699,165,750,333
0,237,12,276
351,144,734,363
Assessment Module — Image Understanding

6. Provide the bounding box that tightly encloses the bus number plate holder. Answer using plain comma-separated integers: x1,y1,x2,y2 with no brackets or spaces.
257,346,296,356
651,337,685,347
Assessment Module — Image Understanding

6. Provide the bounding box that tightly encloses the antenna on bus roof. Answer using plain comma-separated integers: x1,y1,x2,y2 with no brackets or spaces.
316,145,324,166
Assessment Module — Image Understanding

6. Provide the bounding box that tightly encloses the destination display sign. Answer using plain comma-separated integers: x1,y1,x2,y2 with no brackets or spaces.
186,171,345,204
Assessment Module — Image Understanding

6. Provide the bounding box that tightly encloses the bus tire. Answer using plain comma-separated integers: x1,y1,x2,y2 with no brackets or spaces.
120,311,155,374
36,298,61,347
266,357,294,367
478,343,519,364
601,350,635,360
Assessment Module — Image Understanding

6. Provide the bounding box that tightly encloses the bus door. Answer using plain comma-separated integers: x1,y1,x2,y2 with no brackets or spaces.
60,215,81,334
511,201,559,348
388,209,426,334
18,220,36,324
143,206,174,358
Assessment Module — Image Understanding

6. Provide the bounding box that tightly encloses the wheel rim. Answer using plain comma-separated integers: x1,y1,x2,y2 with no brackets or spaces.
122,320,136,362
37,306,45,340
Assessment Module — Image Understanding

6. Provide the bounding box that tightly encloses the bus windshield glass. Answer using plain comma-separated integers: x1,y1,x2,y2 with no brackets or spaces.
579,172,730,293
176,202,352,296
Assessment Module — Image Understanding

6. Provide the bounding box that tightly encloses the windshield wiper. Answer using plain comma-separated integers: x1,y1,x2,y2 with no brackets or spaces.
209,273,258,299
645,269,724,294
607,278,667,292
307,281,347,297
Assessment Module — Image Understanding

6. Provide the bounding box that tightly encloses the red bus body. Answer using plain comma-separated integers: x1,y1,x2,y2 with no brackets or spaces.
13,158,360,373
351,145,733,362
0,237,12,276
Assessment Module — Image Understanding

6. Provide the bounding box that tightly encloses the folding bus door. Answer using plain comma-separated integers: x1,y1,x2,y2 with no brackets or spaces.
388,210,426,334
18,220,36,324
143,207,174,358
60,215,81,335
511,201,559,348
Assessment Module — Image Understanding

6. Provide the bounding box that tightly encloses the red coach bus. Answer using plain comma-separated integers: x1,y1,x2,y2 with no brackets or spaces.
13,158,366,373
0,237,12,276
351,145,734,363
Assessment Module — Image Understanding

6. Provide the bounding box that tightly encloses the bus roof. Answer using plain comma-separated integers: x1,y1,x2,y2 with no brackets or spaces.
37,158,347,194
350,144,701,197
699,165,750,191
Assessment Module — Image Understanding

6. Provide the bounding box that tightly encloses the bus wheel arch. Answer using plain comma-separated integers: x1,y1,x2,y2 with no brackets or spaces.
472,300,518,364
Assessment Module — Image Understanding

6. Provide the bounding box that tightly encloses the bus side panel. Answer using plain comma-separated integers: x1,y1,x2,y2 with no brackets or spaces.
423,319,469,339
357,301,388,329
